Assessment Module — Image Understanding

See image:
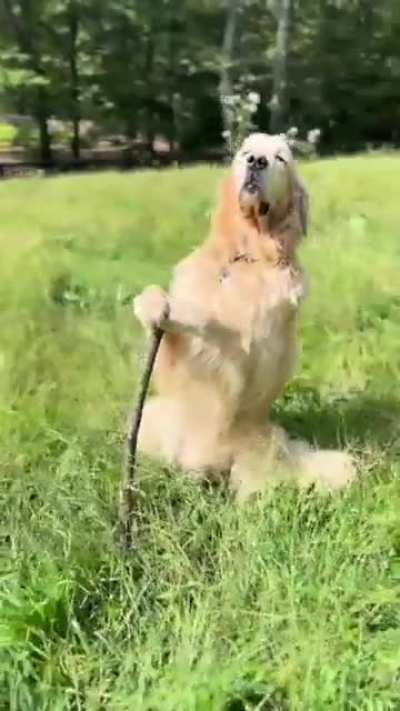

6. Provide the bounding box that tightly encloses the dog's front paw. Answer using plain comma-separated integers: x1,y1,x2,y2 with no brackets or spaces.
133,286,169,330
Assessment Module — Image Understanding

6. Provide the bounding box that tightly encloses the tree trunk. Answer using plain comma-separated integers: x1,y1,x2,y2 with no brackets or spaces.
36,93,52,163
68,1,80,160
143,31,155,154
167,12,177,153
219,0,240,138
269,0,291,134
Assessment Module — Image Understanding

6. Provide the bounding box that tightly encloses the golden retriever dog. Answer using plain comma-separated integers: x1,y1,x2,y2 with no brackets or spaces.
134,133,355,500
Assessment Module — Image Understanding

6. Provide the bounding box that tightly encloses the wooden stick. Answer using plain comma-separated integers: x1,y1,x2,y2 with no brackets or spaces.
119,320,166,550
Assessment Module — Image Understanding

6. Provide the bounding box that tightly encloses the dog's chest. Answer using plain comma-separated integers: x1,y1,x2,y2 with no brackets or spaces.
217,259,304,345
215,260,305,401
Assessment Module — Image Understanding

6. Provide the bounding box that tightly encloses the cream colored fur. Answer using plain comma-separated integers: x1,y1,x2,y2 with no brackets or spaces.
133,133,355,500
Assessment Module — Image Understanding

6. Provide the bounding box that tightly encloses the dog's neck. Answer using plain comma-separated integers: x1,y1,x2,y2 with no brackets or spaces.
206,175,300,268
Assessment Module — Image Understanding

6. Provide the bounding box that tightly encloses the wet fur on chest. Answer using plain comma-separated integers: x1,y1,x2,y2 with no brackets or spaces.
215,256,304,351
177,258,305,417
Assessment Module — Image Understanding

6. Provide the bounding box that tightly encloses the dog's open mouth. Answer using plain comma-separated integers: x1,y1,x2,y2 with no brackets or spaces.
243,180,259,195
259,201,270,216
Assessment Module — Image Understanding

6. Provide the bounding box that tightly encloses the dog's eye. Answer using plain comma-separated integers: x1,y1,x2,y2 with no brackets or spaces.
276,154,286,164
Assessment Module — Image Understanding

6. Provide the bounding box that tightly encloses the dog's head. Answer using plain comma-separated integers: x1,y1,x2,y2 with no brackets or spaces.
232,132,308,236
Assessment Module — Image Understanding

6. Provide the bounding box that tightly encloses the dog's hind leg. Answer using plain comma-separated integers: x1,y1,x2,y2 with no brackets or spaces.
230,425,356,502
229,425,292,502
138,397,183,464
287,439,356,492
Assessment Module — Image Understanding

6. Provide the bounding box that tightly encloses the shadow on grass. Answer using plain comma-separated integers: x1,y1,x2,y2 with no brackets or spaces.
274,386,400,452
224,686,288,711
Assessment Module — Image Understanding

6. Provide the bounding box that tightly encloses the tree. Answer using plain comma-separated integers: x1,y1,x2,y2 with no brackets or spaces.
269,0,291,133
66,0,81,159
219,0,241,137
1,0,400,162
0,0,54,161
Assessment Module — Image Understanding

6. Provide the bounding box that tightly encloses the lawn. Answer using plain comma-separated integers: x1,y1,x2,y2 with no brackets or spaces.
1,155,399,710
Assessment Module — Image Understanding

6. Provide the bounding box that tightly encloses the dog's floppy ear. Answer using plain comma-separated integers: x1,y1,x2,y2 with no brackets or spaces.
293,175,309,236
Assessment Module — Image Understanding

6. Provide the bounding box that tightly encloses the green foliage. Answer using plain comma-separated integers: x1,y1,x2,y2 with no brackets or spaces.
221,91,260,155
0,0,399,159
1,156,400,708
0,121,16,145
12,123,39,148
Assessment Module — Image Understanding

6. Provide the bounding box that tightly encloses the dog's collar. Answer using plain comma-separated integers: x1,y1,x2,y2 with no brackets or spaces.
230,252,258,265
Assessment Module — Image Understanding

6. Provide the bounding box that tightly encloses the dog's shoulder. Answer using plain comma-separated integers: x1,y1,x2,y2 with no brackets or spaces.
270,264,309,310
171,247,220,293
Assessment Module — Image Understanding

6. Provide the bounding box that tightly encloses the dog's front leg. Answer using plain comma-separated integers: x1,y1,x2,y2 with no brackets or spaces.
133,285,170,334
134,285,240,349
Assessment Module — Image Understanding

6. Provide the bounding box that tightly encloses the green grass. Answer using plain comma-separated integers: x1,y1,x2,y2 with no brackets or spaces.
0,155,399,710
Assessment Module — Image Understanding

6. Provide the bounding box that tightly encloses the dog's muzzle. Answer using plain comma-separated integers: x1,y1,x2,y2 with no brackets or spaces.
243,177,259,194
239,166,271,217
241,167,263,197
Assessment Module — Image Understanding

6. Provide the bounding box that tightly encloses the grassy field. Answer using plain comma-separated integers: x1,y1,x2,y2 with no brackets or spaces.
1,155,399,710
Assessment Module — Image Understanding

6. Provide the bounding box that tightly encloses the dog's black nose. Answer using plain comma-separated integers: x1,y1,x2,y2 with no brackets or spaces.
255,156,268,170
246,154,268,170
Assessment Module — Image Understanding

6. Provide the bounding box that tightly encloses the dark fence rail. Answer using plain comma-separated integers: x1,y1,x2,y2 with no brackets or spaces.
0,147,227,180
